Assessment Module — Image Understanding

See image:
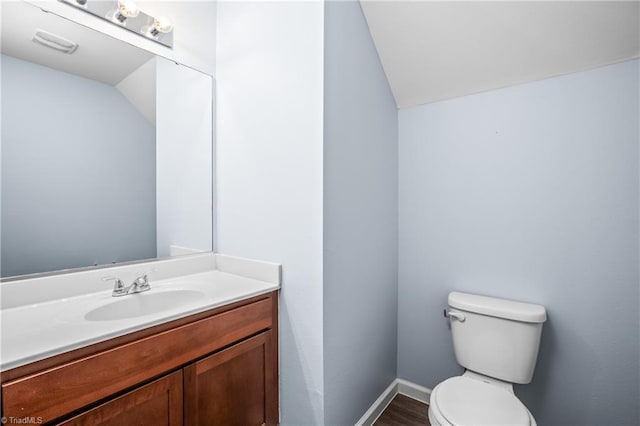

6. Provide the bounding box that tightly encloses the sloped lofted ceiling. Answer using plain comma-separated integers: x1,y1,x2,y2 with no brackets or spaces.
360,1,640,108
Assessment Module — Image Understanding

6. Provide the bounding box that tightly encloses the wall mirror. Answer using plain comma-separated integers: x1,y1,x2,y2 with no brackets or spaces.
1,1,213,279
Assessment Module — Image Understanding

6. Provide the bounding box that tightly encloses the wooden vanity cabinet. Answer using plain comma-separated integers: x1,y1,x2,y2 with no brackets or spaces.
0,291,279,426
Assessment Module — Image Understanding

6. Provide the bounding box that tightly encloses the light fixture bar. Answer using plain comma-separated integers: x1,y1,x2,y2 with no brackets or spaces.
59,0,174,48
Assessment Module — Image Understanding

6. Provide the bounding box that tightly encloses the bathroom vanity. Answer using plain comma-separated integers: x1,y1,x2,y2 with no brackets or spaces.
0,2,273,424
0,254,280,425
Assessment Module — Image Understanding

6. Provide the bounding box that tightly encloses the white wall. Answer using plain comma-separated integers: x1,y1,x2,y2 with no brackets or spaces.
26,0,216,75
215,2,325,424
398,59,639,425
156,57,213,257
323,2,398,425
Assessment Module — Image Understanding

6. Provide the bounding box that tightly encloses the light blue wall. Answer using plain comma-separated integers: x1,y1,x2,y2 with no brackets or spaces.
323,2,399,424
1,54,156,277
398,59,639,425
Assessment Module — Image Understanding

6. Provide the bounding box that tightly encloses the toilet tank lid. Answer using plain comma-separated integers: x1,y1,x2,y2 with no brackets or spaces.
449,292,547,323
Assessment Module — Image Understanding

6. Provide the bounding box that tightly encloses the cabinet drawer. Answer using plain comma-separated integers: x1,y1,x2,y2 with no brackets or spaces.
57,371,183,426
2,298,272,423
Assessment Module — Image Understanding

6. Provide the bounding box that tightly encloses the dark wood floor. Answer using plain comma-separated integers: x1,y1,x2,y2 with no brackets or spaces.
373,394,430,426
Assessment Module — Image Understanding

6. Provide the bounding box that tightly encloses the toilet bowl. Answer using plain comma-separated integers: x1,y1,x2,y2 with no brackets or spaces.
427,372,536,426
429,292,547,426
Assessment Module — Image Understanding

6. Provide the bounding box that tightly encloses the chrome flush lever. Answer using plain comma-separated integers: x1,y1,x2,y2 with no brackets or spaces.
444,309,466,322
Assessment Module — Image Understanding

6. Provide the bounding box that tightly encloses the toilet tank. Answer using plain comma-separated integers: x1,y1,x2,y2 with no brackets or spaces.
448,292,547,384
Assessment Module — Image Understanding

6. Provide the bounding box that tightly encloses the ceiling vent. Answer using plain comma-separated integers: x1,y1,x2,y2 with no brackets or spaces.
32,29,78,54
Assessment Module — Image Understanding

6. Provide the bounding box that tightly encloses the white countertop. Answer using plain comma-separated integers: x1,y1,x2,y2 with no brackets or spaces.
0,254,280,372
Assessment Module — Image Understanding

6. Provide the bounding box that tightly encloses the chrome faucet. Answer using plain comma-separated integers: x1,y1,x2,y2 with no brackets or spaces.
103,272,152,297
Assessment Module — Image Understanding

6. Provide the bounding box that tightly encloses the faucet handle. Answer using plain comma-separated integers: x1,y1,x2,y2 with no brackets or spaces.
133,270,155,288
103,276,126,292
140,269,155,280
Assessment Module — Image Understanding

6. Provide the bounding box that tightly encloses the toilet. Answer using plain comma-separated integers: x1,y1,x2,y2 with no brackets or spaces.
428,291,547,426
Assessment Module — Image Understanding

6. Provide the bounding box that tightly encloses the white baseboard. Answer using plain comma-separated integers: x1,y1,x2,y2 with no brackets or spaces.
354,379,397,426
397,378,431,404
354,378,432,426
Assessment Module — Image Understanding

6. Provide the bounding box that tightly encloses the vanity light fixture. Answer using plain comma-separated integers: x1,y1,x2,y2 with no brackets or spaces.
60,0,174,48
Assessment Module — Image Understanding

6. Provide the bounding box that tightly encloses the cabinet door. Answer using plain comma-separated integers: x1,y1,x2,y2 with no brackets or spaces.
184,331,276,426
57,371,182,426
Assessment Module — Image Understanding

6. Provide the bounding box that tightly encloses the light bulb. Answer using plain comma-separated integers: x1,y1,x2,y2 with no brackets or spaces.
113,0,139,22
153,16,173,34
147,16,173,37
118,0,139,17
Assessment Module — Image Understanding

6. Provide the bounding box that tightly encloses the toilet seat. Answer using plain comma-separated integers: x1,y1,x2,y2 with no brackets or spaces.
430,376,531,426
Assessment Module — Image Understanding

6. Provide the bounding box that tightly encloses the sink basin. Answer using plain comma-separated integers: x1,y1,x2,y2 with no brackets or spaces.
85,290,205,321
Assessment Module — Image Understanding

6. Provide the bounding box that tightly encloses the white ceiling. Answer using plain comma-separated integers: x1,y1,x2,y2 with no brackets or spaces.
360,1,640,109
1,1,153,86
